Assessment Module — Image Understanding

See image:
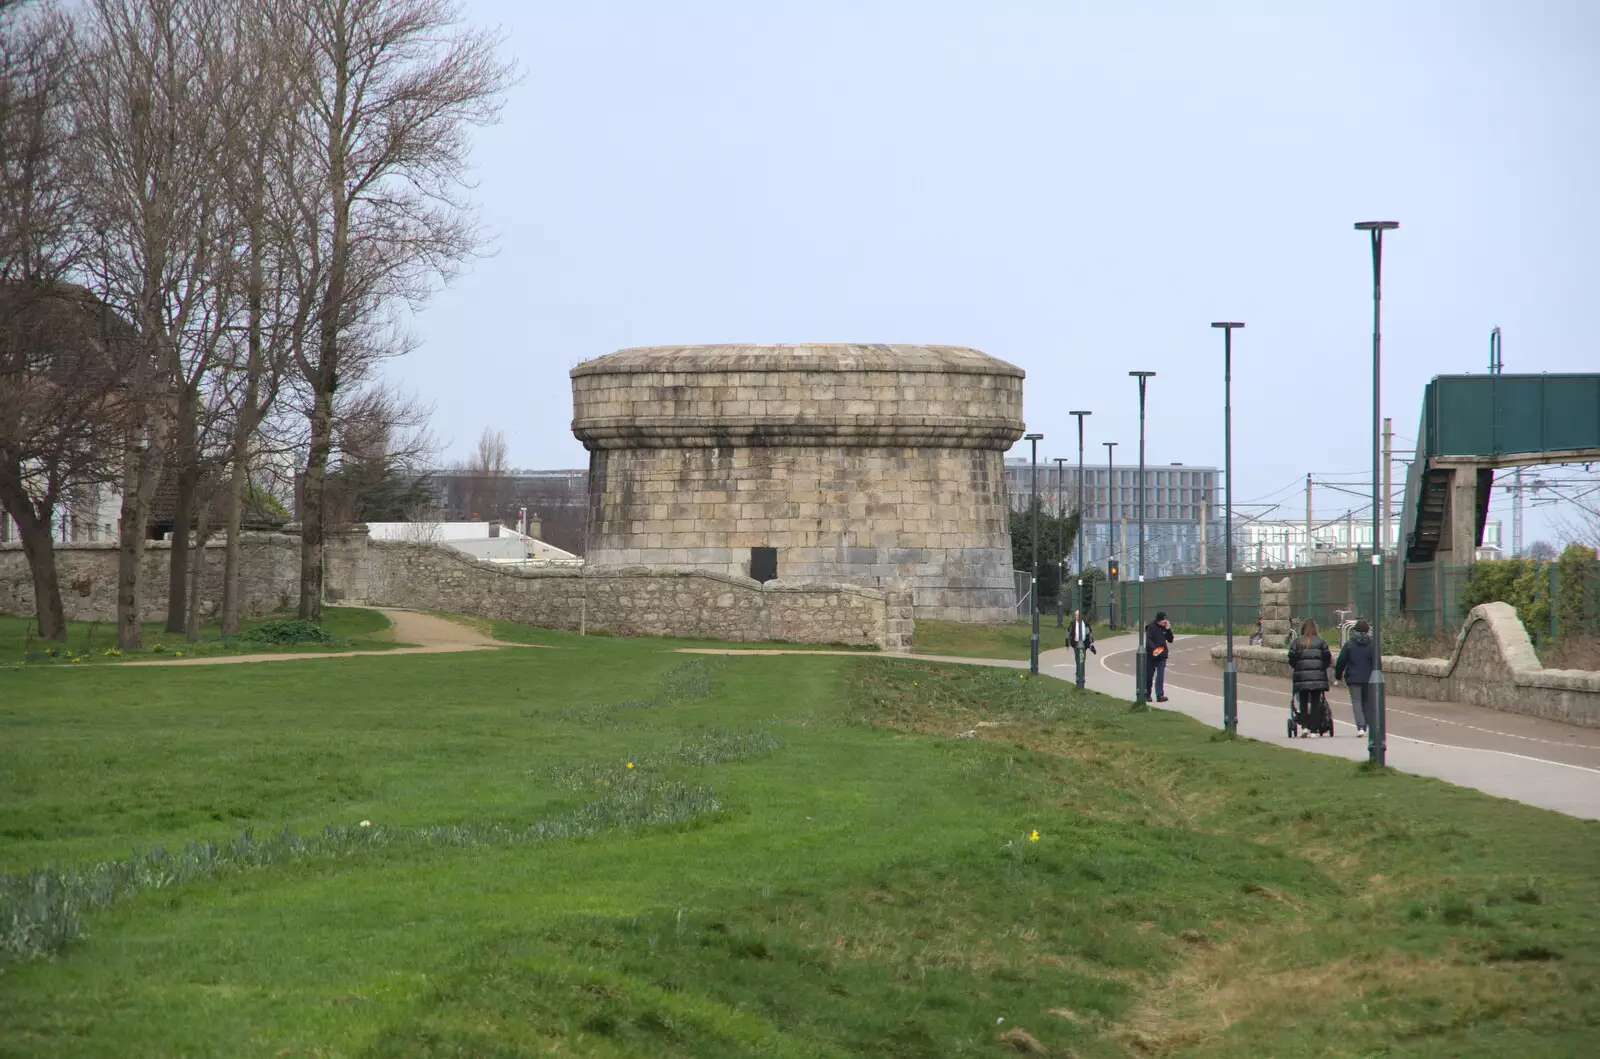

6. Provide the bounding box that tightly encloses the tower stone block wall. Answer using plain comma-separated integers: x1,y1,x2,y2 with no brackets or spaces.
571,345,1026,622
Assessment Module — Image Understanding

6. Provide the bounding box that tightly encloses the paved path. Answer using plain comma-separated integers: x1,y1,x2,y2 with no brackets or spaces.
1066,632,1600,820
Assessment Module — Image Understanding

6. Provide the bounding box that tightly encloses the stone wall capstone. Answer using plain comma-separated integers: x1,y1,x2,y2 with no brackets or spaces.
0,533,298,623
1210,602,1600,727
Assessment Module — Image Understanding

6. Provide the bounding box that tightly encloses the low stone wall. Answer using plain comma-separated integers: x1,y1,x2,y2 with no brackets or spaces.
331,532,910,650
0,533,298,623
1210,602,1600,727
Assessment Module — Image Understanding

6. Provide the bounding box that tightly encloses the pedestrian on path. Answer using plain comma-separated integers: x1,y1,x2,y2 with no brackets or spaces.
1066,609,1096,689
1288,616,1334,719
1144,612,1174,702
1334,618,1376,735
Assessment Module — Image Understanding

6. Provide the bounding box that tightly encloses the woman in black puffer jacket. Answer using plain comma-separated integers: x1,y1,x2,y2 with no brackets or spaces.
1287,617,1333,715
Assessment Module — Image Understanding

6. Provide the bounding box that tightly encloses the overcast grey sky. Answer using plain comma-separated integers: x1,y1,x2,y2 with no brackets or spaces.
393,0,1599,544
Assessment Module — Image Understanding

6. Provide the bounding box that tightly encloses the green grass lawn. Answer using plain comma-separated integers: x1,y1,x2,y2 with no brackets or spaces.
913,616,1115,659
0,606,400,666
2,623,1598,1057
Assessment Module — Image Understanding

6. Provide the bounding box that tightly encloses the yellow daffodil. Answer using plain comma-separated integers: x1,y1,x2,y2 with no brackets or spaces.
626,762,634,769
1028,829,1040,842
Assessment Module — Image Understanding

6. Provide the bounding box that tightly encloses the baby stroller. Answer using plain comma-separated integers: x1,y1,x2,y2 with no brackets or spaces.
1287,688,1334,738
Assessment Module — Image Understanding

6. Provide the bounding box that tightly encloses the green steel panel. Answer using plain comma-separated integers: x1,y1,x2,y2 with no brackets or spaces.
1496,379,1548,454
1427,374,1600,458
1544,376,1600,452
1433,378,1497,456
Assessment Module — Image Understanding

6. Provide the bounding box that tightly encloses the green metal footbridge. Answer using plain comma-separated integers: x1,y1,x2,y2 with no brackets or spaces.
1399,373,1600,626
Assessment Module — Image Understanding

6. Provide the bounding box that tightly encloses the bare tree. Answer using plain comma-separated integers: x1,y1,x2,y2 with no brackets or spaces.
0,2,129,640
275,0,513,621
0,285,137,638
453,426,512,519
75,0,242,647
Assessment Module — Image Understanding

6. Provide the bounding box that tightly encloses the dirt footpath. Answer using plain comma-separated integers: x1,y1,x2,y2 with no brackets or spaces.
115,609,521,667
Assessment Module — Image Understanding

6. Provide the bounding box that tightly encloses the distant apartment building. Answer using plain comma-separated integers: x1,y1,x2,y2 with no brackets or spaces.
1004,458,1220,578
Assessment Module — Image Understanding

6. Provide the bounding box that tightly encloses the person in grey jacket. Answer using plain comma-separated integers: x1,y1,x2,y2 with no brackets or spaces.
1334,619,1377,735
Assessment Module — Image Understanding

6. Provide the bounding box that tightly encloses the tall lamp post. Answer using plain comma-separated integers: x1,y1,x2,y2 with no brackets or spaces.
1355,220,1398,766
1211,322,1244,733
1129,372,1156,704
1026,433,1045,674
1103,441,1118,627
1070,411,1092,627
1054,457,1068,628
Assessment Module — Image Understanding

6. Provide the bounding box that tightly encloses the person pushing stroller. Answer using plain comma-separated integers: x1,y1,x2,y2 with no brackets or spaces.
1286,617,1335,737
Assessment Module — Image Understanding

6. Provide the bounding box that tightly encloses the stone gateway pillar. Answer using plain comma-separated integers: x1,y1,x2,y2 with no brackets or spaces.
570,344,1026,622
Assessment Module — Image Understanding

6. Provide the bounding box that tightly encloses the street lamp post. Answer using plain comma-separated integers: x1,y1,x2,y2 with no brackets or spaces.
1129,372,1156,705
1026,433,1045,675
1069,411,1091,631
1054,457,1068,628
1103,441,1118,628
1355,220,1398,766
1211,322,1245,734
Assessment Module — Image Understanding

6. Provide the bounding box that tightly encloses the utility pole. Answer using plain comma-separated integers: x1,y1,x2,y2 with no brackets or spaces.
1346,508,1354,562
1070,411,1092,629
1054,457,1068,628
1103,441,1118,628
1026,433,1044,675
1305,473,1314,566
1512,468,1524,557
1383,417,1393,560
1355,218,1399,767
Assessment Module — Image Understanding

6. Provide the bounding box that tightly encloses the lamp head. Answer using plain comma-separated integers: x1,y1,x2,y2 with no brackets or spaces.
1354,221,1400,231
1024,433,1044,441
1129,371,1156,378
1069,409,1092,417
1210,322,1245,329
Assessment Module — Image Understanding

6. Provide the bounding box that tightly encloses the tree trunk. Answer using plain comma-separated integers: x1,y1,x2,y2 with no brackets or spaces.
220,465,247,634
165,388,198,633
117,435,165,650
0,488,67,641
185,495,210,642
222,186,267,635
299,383,334,622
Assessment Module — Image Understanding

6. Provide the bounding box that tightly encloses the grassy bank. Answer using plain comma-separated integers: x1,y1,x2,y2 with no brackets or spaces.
912,616,1114,659
1,623,1597,1056
0,606,399,666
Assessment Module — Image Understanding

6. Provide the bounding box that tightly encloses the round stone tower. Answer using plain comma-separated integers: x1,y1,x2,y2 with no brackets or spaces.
570,344,1025,622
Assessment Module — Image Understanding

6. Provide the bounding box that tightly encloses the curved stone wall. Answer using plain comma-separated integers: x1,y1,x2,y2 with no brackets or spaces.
570,344,1025,622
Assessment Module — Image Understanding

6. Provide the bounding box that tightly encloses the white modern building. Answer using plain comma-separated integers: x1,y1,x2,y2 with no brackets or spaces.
364,521,580,566
1236,518,1501,569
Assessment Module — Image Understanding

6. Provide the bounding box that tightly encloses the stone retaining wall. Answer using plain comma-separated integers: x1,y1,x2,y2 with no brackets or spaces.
0,533,298,623
330,531,908,650
2,527,912,649
1210,602,1600,726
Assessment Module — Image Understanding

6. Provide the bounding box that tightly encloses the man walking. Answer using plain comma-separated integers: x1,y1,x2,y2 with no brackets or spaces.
1334,618,1377,736
1144,611,1174,702
1066,609,1096,688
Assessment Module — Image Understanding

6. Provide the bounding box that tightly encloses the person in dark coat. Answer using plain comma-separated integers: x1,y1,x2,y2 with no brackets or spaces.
1334,618,1377,734
1287,616,1333,719
1144,611,1174,702
1066,609,1096,689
